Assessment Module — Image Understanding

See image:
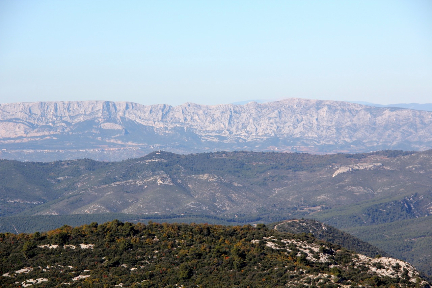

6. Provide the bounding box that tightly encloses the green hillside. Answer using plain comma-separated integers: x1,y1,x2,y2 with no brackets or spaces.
0,220,429,287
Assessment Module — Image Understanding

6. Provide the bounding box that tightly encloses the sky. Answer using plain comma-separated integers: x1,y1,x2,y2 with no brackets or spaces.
0,0,431,106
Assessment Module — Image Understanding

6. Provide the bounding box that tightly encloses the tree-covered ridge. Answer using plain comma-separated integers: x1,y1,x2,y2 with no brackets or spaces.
0,149,421,218
0,220,429,287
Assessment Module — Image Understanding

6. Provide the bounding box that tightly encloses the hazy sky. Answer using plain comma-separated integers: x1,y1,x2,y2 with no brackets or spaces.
0,0,431,106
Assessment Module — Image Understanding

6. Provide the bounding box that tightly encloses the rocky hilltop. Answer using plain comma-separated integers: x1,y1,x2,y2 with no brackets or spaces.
1,98,432,161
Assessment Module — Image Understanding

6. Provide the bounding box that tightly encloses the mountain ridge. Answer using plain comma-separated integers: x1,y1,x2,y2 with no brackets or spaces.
1,98,432,161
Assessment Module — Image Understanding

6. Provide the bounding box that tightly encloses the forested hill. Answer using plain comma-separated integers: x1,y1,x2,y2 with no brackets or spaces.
0,220,430,287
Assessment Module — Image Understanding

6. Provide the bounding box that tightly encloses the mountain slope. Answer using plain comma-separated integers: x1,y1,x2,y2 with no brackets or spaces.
273,219,388,258
1,98,432,161
3,150,432,220
322,214,432,278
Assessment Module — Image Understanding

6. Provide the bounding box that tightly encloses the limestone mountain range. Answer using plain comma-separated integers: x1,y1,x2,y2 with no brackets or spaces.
1,98,432,161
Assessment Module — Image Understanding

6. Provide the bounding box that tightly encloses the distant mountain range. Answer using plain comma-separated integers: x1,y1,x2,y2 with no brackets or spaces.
236,100,432,112
1,98,432,161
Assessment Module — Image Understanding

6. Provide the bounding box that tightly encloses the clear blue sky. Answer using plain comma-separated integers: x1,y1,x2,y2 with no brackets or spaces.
0,0,431,106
